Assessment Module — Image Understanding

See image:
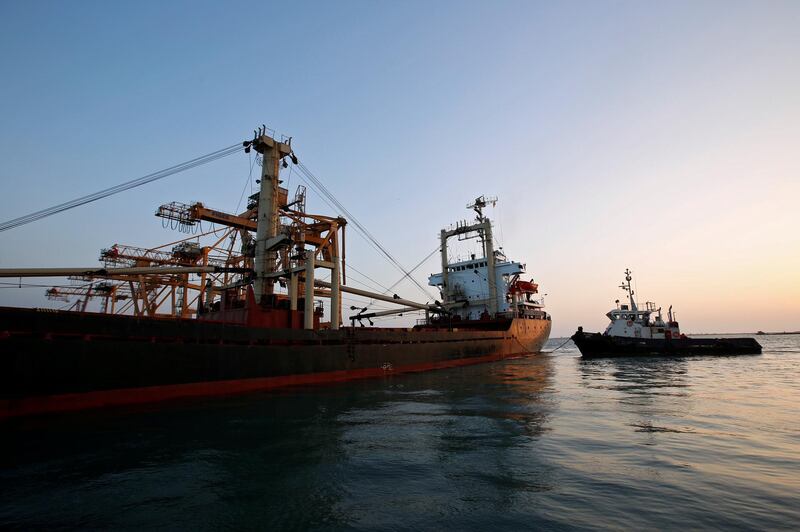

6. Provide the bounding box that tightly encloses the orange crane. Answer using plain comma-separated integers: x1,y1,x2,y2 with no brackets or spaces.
46,282,130,313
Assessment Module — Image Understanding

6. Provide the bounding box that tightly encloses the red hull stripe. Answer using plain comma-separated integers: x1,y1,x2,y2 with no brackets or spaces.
0,351,526,420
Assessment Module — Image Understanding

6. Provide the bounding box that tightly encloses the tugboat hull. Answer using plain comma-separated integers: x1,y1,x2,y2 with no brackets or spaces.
572,331,761,358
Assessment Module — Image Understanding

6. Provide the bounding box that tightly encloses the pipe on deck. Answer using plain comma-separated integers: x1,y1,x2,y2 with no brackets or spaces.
314,280,432,311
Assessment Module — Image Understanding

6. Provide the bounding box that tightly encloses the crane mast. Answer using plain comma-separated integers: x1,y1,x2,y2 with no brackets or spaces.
251,131,293,301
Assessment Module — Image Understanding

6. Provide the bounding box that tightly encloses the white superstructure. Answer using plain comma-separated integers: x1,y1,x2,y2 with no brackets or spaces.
604,269,682,339
428,196,547,322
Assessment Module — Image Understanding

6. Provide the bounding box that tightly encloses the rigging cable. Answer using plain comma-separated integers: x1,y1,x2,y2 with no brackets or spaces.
346,263,394,293
0,142,243,233
363,244,441,311
293,161,434,300
382,245,440,297
234,150,257,214
295,161,431,297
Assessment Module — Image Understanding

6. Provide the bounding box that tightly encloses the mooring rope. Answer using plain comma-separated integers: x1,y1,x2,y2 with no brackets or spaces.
543,337,573,354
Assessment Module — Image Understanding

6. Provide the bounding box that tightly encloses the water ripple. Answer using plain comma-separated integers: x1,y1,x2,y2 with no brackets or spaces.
1,336,799,529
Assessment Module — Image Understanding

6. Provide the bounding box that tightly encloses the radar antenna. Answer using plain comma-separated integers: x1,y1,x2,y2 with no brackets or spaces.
466,195,497,222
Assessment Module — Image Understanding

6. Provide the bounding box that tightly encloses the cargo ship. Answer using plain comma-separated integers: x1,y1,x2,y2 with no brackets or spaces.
0,129,551,419
572,269,760,357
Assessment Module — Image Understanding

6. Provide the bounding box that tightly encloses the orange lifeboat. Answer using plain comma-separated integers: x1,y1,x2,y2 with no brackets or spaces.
508,280,538,295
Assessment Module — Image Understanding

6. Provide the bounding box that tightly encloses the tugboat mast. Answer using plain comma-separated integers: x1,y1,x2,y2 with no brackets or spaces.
620,268,637,311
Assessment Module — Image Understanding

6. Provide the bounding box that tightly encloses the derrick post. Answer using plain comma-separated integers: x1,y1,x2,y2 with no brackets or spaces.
340,221,347,285
304,252,315,330
203,279,214,312
440,229,449,304
181,274,191,318
110,286,117,314
198,247,209,311
289,272,298,311
483,219,498,316
252,134,292,303
331,223,341,330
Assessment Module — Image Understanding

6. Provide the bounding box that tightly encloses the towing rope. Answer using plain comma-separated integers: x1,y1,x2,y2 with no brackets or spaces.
543,337,573,354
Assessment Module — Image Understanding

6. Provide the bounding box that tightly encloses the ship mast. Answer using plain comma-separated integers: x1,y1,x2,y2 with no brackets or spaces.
251,127,293,302
471,197,498,317
439,195,499,316
620,268,637,311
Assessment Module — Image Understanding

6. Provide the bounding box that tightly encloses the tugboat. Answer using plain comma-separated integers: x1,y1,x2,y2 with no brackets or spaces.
572,269,761,358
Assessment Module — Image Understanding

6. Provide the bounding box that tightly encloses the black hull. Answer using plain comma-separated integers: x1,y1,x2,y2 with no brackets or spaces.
0,307,551,418
571,331,761,358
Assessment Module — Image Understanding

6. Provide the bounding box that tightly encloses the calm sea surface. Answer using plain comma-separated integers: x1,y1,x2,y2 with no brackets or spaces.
2,335,799,530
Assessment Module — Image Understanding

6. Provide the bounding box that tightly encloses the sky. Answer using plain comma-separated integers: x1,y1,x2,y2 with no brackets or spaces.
0,0,798,336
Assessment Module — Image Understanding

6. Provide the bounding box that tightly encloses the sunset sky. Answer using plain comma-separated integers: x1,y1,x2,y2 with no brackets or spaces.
1,1,798,336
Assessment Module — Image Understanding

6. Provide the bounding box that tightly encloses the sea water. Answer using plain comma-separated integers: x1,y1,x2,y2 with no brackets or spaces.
2,335,799,529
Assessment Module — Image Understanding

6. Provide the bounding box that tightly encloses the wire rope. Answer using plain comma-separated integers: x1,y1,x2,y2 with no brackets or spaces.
0,143,243,233
293,161,434,300
235,150,257,214
362,244,441,311
382,245,440,297
345,263,393,293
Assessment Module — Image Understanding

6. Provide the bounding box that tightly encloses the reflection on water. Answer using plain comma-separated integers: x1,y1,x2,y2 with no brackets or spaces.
579,357,693,439
329,355,557,526
2,337,800,529
579,357,689,394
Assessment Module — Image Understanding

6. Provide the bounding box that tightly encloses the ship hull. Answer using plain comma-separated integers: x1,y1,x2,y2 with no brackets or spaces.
0,307,551,419
572,330,761,358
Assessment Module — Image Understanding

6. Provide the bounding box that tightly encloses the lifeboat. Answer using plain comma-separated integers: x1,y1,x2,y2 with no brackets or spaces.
508,280,538,295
